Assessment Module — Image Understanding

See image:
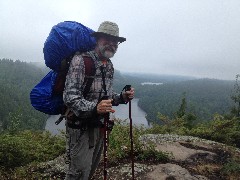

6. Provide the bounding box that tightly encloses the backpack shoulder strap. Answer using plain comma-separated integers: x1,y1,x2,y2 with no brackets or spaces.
82,55,96,98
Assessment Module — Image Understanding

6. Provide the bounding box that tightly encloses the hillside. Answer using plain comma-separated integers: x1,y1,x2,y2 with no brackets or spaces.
138,79,235,123
0,58,237,130
0,59,48,131
0,62,239,179
113,71,196,92
112,72,236,123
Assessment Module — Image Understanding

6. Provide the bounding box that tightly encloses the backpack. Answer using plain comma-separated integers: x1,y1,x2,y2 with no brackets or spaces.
30,21,96,115
30,55,95,115
43,21,96,72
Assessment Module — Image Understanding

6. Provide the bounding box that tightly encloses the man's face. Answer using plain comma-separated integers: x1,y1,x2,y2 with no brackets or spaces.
97,36,119,59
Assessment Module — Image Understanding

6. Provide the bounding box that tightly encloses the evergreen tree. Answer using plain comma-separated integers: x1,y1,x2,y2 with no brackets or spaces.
175,92,187,118
231,74,240,117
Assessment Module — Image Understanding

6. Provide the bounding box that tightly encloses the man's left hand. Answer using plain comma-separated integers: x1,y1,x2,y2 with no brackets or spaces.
122,87,135,102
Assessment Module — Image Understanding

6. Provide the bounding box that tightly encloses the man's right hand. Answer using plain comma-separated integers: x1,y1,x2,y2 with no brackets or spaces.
97,99,113,114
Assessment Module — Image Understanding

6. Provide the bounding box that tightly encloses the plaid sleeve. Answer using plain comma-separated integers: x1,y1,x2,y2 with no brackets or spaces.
63,55,97,116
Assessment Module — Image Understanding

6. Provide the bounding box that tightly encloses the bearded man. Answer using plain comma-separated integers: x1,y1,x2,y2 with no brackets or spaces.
63,21,134,180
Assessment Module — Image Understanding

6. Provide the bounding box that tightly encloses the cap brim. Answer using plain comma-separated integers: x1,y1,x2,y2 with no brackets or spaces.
91,32,126,43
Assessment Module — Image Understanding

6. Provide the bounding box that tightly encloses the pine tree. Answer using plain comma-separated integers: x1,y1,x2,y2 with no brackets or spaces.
231,74,240,117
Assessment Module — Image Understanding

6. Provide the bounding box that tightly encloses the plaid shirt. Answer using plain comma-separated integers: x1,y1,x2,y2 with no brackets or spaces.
63,51,123,117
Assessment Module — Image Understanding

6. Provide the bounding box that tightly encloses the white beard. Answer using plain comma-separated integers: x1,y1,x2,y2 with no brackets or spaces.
99,45,117,59
102,50,114,59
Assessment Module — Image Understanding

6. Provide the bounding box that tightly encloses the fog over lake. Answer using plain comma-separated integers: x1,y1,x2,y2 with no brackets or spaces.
45,99,148,135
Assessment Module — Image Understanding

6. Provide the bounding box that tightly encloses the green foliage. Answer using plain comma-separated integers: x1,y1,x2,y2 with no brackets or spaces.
136,143,169,162
231,74,240,117
175,92,187,118
147,112,240,148
7,110,23,134
1,58,235,131
0,130,65,170
137,78,234,124
222,160,240,176
0,122,170,179
109,119,169,163
190,115,240,147
143,79,240,148
0,59,48,131
0,117,239,178
0,58,239,177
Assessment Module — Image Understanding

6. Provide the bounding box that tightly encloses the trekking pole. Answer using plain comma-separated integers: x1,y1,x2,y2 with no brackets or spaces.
102,95,109,180
129,98,134,179
124,85,134,179
103,112,109,180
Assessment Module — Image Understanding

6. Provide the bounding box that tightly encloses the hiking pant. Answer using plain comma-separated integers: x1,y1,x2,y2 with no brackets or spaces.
65,125,103,180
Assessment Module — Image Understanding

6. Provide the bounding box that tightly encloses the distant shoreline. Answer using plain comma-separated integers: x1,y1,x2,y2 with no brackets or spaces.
141,82,163,85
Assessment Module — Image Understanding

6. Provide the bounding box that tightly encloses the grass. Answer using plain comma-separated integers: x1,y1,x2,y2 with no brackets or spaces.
1,116,240,179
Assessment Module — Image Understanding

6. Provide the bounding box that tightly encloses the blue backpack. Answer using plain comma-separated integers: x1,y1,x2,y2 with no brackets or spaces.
30,21,96,115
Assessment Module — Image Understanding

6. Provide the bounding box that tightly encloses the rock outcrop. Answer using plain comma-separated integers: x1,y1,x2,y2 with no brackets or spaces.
34,134,240,180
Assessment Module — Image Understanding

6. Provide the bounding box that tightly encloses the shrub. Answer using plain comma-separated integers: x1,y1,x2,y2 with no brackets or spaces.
189,114,240,147
109,119,169,163
222,160,240,176
0,130,65,170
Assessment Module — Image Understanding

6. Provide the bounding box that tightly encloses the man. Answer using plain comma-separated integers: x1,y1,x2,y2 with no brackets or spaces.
63,21,134,180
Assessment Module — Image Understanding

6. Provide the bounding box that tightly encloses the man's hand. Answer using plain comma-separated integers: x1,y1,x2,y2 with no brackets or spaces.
122,87,135,102
97,99,114,114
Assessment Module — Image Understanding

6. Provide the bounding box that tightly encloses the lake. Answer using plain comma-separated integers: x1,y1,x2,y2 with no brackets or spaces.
45,99,149,135
141,82,163,85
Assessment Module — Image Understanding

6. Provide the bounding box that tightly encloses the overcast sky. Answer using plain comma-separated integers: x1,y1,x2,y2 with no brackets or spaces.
1,0,240,80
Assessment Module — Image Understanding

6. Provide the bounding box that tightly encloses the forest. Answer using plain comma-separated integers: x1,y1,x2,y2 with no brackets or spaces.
0,59,48,131
113,71,236,124
0,59,238,131
1,59,240,179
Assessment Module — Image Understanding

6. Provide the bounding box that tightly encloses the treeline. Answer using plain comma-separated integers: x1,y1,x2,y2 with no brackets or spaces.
0,58,237,131
113,72,236,124
0,59,240,179
0,59,48,131
138,79,235,123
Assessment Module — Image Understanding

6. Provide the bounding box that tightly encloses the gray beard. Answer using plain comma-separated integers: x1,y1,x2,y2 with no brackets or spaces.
102,50,114,59
99,45,116,59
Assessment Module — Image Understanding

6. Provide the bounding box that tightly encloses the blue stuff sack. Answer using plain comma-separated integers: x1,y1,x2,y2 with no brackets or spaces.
43,21,96,71
30,71,64,115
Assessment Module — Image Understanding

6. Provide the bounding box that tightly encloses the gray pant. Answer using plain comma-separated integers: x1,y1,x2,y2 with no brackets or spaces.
65,125,103,180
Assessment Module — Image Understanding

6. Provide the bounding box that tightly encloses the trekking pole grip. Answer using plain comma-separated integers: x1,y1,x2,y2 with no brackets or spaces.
125,85,131,91
124,85,132,101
